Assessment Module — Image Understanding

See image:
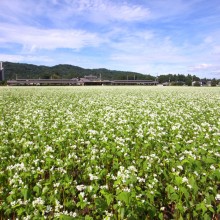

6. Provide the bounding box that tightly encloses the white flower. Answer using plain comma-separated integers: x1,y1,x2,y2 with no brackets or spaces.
44,145,54,153
123,187,130,192
210,165,215,170
137,177,145,183
23,215,31,220
76,185,85,191
187,184,192,189
194,171,198,176
177,165,183,170
71,212,77,217
215,194,220,201
179,156,185,161
182,177,188,183
100,185,108,189
79,192,85,198
32,197,44,207
89,173,98,181
118,201,122,206
54,182,60,188
160,207,165,211
45,205,52,213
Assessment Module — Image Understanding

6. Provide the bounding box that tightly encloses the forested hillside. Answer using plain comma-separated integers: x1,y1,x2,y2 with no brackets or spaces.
3,62,154,81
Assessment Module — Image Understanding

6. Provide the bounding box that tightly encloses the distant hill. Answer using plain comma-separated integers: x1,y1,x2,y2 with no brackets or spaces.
3,62,155,81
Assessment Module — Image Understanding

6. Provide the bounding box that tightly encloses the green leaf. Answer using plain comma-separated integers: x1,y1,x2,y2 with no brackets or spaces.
170,193,179,201
180,187,189,199
159,213,163,220
196,202,207,214
6,195,13,203
101,190,114,206
60,214,76,220
85,215,93,220
203,213,211,220
205,157,216,164
17,208,25,216
95,198,108,212
175,176,182,186
166,184,175,194
120,207,125,220
116,191,130,205
64,200,74,209
21,188,28,200
42,186,49,194
33,185,41,195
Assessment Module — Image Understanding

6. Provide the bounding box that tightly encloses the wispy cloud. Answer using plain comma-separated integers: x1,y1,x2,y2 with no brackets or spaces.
0,53,54,64
62,0,151,22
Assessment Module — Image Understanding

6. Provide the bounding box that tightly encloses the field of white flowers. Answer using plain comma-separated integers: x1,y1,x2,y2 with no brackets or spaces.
0,86,220,220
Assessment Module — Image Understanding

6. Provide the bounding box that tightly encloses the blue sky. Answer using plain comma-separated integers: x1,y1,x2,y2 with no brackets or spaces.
0,0,220,78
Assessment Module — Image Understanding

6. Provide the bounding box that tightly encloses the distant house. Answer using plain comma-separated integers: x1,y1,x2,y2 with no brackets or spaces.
84,75,98,81
192,81,201,86
162,82,169,86
206,81,212,86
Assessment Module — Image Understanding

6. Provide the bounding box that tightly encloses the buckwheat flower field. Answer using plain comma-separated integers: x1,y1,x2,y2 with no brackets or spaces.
0,86,220,220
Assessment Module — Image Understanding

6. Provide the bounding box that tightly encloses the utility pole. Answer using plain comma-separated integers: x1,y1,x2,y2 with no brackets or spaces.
0,62,4,81
156,73,158,83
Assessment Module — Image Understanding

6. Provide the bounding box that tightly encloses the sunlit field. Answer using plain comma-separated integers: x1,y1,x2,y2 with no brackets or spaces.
0,86,220,220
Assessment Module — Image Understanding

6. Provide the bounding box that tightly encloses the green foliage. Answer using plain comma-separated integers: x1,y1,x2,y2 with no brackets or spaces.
158,74,202,86
0,86,220,219
211,79,217,86
3,62,154,81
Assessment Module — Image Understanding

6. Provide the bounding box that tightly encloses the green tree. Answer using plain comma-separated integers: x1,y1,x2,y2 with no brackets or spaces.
211,79,217,86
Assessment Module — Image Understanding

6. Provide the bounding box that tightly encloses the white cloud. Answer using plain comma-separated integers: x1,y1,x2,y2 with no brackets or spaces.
0,54,54,64
188,63,214,71
0,54,24,63
0,23,102,51
188,64,220,77
213,46,220,55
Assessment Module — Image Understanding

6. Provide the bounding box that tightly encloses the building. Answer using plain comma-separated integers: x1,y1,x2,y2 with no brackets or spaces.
84,75,98,81
7,74,158,86
7,78,78,86
112,80,158,85
0,62,4,81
